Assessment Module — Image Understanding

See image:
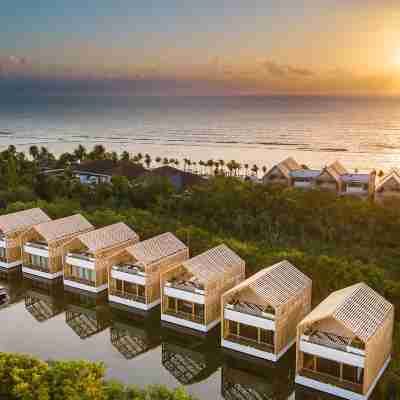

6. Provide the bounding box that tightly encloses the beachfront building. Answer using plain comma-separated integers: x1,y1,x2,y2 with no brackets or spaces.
221,260,312,361
109,232,188,311
340,171,376,198
296,283,394,400
290,168,321,189
374,169,400,203
161,244,245,333
21,214,94,280
262,157,301,186
0,208,51,270
315,161,347,193
63,223,139,293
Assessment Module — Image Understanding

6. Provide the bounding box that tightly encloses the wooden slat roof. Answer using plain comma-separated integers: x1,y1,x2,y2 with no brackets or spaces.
300,283,393,342
182,244,244,285
126,232,187,265
77,222,138,254
246,260,311,308
376,168,400,191
0,208,51,235
34,214,94,243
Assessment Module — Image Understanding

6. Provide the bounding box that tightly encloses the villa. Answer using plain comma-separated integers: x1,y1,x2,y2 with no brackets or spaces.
374,169,400,203
296,283,394,400
0,208,51,270
109,232,189,311
262,157,301,186
161,244,245,333
21,214,94,280
315,161,347,193
221,260,312,361
63,222,139,293
290,169,321,189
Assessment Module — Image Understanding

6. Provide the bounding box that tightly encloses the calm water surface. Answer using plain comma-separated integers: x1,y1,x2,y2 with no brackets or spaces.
0,269,390,400
1,95,400,171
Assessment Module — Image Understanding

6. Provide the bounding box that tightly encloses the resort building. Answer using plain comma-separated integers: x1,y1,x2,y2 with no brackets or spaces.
315,161,347,193
221,260,312,361
74,159,146,185
21,214,94,280
374,169,400,203
161,244,245,333
262,157,301,186
0,208,51,270
109,232,188,311
296,283,394,400
63,222,139,293
340,171,376,198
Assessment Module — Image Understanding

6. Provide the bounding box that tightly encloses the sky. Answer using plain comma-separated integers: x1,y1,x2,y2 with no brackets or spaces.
1,0,400,96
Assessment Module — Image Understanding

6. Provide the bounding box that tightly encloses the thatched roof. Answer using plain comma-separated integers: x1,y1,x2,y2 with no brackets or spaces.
34,214,94,243
182,244,244,286
266,157,301,179
143,166,206,188
300,283,393,342
0,208,51,236
77,222,139,254
126,232,187,265
329,161,348,176
242,260,311,309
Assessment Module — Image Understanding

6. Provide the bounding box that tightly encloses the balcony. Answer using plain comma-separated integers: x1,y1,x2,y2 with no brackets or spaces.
26,241,48,251
112,262,146,277
109,288,146,304
163,308,204,325
66,251,95,269
165,277,205,296
299,368,363,395
64,275,96,288
225,302,275,321
224,332,274,353
301,332,365,357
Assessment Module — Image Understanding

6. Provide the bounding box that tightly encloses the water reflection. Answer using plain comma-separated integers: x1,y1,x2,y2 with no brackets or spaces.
221,351,295,400
161,327,221,385
24,278,65,322
64,289,111,339
110,306,161,360
0,269,391,400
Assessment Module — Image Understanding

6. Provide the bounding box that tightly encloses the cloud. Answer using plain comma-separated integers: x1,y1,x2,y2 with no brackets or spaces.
262,59,315,79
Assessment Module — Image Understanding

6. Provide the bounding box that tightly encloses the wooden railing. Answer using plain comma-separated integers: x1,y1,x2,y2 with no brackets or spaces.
64,275,96,287
300,368,363,394
23,263,51,274
226,333,274,353
164,308,204,324
226,303,275,321
109,289,146,304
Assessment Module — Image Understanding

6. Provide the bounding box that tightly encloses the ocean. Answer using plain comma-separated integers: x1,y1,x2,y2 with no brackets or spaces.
1,95,400,172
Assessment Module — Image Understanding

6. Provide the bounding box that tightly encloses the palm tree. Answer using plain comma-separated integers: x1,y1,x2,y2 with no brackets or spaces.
206,159,214,175
199,160,205,175
251,164,259,177
244,163,249,176
155,156,162,165
192,161,198,174
111,151,119,163
163,157,169,165
227,160,235,176
137,153,143,162
144,154,152,169
174,159,179,168
91,145,106,160
121,151,130,161
219,159,225,175
262,165,267,176
183,158,188,171
73,145,87,162
29,145,39,161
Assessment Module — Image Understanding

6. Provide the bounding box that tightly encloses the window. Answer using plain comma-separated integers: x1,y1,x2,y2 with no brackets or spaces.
30,254,49,270
343,364,364,384
0,247,6,260
317,357,340,378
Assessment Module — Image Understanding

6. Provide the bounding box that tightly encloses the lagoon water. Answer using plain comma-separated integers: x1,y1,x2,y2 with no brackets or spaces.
1,95,400,172
0,269,388,399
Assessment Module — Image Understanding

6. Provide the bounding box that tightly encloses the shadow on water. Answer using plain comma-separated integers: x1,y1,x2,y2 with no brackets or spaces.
0,268,395,400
